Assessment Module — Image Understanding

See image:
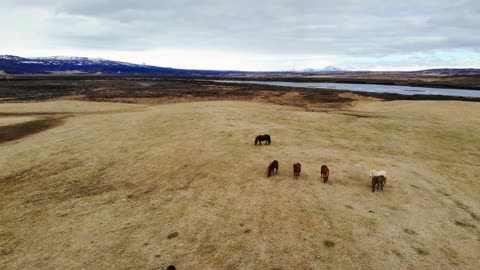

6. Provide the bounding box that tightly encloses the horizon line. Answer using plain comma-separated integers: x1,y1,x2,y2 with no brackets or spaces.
1,54,479,73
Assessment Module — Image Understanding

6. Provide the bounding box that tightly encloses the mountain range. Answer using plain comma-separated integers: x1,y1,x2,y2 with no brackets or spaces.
1,55,479,75
295,66,344,72
0,55,240,75
0,55,348,75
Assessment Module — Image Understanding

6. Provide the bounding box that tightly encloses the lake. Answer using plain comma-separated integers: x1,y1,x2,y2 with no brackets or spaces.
211,80,480,98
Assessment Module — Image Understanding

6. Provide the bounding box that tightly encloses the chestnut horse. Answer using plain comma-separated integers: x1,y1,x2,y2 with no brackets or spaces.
321,165,329,183
371,175,386,192
265,160,279,177
293,163,301,179
255,134,271,146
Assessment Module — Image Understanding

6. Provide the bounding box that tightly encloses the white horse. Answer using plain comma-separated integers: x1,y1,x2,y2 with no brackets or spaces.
369,170,387,177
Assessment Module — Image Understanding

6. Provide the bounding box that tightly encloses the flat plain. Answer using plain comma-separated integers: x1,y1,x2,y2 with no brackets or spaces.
0,78,479,269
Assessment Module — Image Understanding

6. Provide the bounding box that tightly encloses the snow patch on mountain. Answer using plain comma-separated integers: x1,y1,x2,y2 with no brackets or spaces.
290,66,344,72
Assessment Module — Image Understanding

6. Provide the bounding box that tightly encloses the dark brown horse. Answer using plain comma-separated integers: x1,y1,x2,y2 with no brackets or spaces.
293,163,301,179
321,165,330,183
371,175,386,192
255,134,271,146
265,160,279,177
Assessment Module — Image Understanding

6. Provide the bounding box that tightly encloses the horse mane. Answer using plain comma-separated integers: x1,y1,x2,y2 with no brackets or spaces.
369,170,387,177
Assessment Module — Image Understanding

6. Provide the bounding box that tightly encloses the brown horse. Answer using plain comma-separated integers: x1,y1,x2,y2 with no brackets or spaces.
265,160,279,177
293,163,301,179
255,134,271,146
321,165,329,183
371,175,386,192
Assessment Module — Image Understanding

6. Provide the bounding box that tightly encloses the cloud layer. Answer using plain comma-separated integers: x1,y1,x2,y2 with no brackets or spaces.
2,0,480,70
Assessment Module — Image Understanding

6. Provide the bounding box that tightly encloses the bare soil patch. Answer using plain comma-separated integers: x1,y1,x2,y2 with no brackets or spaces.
0,118,63,144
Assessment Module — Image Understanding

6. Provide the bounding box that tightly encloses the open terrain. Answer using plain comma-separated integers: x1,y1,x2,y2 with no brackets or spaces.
0,97,479,269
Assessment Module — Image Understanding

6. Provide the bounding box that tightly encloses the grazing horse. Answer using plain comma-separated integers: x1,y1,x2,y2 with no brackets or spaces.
293,163,301,179
266,160,279,177
321,165,330,183
254,134,271,146
371,175,386,192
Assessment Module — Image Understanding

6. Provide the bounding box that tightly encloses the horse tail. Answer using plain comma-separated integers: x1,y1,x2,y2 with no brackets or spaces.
254,137,258,146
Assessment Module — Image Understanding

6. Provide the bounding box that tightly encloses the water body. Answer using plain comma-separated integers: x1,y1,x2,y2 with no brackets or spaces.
211,80,480,98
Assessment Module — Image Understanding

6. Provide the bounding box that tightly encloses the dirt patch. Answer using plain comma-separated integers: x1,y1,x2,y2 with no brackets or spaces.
454,220,476,228
0,117,63,144
324,240,336,248
167,232,179,239
403,228,417,235
413,247,430,256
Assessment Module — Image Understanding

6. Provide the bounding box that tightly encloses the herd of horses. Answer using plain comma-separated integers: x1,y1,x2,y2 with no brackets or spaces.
256,134,387,192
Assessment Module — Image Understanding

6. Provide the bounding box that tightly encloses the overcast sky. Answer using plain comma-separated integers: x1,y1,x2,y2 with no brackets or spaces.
1,0,479,71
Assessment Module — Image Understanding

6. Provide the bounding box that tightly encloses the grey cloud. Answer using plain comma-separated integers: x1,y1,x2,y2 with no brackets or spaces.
3,0,480,57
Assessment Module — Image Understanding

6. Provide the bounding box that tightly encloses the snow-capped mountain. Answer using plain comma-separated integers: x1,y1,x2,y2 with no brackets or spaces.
0,55,232,75
298,66,344,72
321,66,344,72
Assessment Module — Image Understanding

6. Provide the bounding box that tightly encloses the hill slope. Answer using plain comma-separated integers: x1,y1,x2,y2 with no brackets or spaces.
0,55,238,75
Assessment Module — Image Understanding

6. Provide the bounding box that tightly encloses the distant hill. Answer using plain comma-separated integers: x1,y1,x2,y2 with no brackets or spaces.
407,68,480,76
0,55,244,75
1,55,478,76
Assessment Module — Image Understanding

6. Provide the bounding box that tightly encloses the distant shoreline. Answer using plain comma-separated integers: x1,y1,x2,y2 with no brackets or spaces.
1,75,479,104
2,73,480,91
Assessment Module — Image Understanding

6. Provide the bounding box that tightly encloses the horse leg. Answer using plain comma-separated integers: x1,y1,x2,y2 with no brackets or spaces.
372,179,376,192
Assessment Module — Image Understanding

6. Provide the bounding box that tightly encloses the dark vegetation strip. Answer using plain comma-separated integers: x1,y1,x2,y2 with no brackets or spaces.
0,118,63,144
0,76,479,104
2,74,480,90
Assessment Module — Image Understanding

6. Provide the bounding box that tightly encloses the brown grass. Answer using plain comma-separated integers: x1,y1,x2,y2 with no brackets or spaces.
0,100,479,269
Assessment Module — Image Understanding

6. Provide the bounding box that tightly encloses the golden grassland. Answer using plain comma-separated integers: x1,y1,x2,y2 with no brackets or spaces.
0,99,479,269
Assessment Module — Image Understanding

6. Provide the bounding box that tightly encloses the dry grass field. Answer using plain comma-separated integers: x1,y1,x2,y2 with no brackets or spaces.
0,99,479,269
